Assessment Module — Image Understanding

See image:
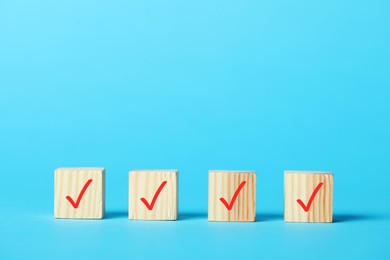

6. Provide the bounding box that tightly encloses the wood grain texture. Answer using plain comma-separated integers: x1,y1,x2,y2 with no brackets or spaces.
284,171,333,223
54,168,105,219
208,170,256,222
129,170,178,220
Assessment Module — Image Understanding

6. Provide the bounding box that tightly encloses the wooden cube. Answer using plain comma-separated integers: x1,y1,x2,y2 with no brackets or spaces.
208,170,256,222
284,171,333,223
54,168,105,219
129,170,178,220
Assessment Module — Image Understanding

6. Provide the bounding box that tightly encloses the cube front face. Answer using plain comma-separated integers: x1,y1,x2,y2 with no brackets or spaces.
54,168,105,219
284,171,333,223
129,170,178,220
208,171,256,222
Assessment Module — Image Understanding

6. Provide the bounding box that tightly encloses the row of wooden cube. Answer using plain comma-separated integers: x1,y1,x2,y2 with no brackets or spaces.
54,168,333,222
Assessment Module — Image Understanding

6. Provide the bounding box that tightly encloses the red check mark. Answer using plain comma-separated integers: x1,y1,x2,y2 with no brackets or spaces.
140,181,167,210
296,182,324,212
66,179,93,209
219,181,247,210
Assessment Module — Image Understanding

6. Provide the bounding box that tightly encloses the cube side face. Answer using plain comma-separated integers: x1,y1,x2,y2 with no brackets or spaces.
54,168,105,219
129,170,178,220
284,171,333,223
208,171,256,222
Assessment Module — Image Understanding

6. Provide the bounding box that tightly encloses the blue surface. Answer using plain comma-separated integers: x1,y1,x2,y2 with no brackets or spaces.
1,1,390,259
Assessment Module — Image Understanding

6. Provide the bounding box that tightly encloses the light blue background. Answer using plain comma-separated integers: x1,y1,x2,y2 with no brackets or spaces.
1,1,389,259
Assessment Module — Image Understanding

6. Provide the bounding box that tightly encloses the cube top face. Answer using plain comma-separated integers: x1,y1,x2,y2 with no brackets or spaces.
208,170,256,222
129,170,178,221
209,170,256,174
285,170,333,176
54,168,105,219
284,171,333,223
130,170,178,173
56,167,105,171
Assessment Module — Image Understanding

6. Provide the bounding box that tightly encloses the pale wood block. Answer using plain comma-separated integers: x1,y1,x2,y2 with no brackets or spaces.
284,170,333,223
208,170,256,222
129,170,178,220
54,168,105,219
